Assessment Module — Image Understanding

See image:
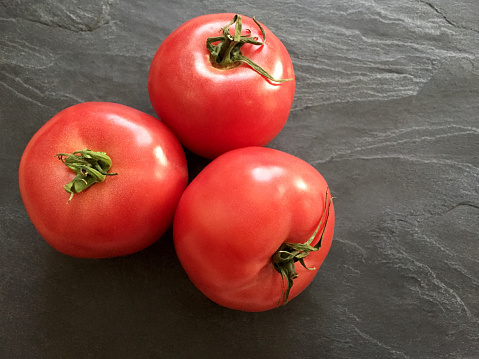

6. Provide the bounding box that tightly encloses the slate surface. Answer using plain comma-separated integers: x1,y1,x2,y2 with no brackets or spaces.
1,1,478,358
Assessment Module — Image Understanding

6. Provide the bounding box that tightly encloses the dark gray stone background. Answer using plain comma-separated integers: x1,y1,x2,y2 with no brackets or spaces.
1,0,478,358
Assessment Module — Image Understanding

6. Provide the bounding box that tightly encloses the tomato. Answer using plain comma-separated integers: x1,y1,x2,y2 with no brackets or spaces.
173,147,334,311
19,102,188,258
148,13,295,159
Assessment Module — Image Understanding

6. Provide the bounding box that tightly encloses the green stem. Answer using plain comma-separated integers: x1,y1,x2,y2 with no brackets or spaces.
206,14,293,83
56,149,118,202
272,188,333,306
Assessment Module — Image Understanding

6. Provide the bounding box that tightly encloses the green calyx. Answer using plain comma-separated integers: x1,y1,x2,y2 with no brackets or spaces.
56,149,118,202
206,14,293,83
272,189,333,306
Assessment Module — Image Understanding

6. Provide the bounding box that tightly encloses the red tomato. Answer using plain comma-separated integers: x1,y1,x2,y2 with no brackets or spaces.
173,147,335,311
19,102,188,258
148,13,295,159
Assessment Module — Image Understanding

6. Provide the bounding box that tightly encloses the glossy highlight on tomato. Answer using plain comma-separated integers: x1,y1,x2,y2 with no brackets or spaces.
173,147,335,312
148,13,295,159
19,102,188,258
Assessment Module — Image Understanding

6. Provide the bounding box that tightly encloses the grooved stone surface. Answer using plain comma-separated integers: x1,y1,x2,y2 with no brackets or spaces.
1,1,478,358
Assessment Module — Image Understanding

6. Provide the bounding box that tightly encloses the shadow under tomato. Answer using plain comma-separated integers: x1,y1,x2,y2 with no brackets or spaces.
37,226,331,357
183,147,212,184
37,227,197,355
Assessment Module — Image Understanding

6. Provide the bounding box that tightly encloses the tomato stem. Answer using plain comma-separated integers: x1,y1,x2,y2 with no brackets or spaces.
206,14,293,83
55,149,118,202
272,188,333,306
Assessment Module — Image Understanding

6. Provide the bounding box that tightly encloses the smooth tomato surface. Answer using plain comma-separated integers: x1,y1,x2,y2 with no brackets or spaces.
19,102,188,258
148,13,295,159
173,147,335,311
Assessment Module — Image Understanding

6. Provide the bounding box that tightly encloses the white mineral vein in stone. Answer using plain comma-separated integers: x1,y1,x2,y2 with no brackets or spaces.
270,0,478,109
376,235,476,319
320,154,479,177
445,261,479,286
0,38,58,69
338,304,362,322
353,326,411,359
334,237,368,262
0,81,50,109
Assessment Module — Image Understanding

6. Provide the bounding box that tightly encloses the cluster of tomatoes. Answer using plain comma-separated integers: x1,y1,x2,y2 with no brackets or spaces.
19,14,334,312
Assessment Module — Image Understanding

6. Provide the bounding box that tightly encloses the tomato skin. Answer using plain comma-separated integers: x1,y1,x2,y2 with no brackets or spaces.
173,147,334,311
19,102,188,258
148,13,295,159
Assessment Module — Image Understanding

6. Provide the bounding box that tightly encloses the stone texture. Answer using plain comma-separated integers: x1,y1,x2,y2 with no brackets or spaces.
1,1,478,358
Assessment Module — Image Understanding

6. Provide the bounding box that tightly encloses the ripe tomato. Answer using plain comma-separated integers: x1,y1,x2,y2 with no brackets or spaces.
173,147,335,311
19,102,188,258
148,13,295,159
